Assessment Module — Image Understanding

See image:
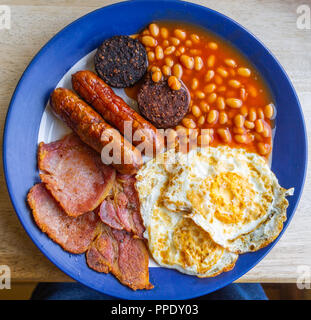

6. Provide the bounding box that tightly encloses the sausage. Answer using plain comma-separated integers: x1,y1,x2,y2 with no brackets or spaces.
49,88,143,175
72,71,164,154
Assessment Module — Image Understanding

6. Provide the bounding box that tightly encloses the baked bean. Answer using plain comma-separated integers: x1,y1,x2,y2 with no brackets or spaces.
248,108,257,122
180,55,194,69
194,56,204,71
151,66,160,72
240,87,248,101
174,29,186,40
214,74,223,85
155,46,164,60
224,59,237,68
164,46,176,55
152,70,162,82
160,27,169,39
190,34,200,43
195,91,205,99
147,51,155,62
255,119,264,133
163,58,173,69
168,75,181,90
185,40,192,47
219,111,228,124
197,115,206,126
182,117,196,129
192,105,202,118
233,127,245,134
191,78,199,90
234,134,248,144
216,67,228,78
208,93,217,104
204,83,216,94
170,37,180,46
172,64,183,78
198,133,211,146
262,126,270,138
240,106,248,117
205,70,215,82
217,128,231,143
257,142,270,155
179,46,186,54
149,23,160,37
141,35,157,47
139,23,272,158
244,120,255,129
216,97,226,110
257,108,264,119
264,103,274,119
234,114,245,128
175,125,186,132
162,65,171,76
208,42,218,50
207,110,219,124
228,79,241,88
237,67,251,77
130,34,139,39
207,55,216,68
226,98,243,108
200,101,210,113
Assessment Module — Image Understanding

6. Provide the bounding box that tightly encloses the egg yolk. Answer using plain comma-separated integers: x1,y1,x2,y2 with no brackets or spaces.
188,172,267,224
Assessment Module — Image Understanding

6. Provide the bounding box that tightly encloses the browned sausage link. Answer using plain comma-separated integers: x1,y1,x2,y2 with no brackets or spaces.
72,70,164,153
50,88,142,175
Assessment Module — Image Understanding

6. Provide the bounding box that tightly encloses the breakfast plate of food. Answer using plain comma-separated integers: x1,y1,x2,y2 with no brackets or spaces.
3,0,307,299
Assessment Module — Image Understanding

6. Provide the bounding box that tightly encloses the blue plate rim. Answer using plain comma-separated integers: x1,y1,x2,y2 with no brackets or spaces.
2,0,308,300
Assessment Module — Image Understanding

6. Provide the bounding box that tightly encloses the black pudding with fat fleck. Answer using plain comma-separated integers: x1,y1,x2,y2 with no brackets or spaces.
137,73,190,129
94,35,148,88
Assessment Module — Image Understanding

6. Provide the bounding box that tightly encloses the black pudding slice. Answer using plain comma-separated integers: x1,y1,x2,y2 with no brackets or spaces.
137,73,190,129
94,35,148,88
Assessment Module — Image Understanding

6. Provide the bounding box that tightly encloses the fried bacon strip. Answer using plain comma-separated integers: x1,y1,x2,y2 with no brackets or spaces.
98,173,145,238
27,183,101,254
86,224,153,290
38,133,116,217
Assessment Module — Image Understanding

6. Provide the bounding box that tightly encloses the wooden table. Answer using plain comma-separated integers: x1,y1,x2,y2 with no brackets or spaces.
0,0,310,283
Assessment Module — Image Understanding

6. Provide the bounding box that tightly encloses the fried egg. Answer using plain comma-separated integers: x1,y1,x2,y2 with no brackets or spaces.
162,146,294,253
135,149,238,277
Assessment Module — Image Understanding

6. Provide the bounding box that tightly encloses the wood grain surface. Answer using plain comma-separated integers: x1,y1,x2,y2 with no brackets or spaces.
0,0,310,283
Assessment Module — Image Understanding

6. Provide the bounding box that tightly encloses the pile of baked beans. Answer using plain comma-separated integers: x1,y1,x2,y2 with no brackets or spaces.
137,22,275,157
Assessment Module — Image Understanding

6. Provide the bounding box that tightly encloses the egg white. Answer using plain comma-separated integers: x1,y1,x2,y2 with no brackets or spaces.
162,146,293,253
135,149,238,277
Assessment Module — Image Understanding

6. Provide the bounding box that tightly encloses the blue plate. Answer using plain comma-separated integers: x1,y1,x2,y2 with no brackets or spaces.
3,0,307,299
